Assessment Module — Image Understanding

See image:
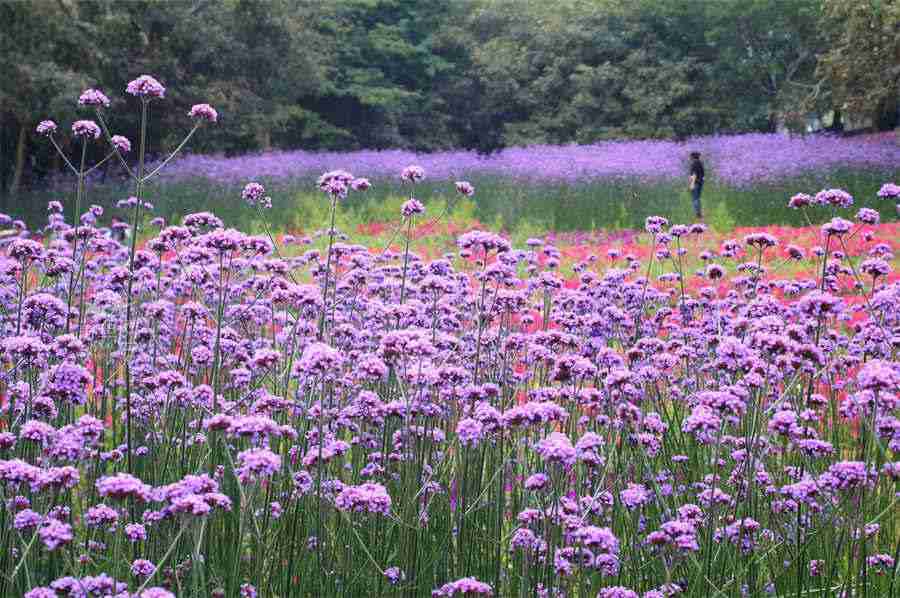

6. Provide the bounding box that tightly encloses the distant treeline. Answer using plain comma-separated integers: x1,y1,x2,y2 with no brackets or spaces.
1,0,898,194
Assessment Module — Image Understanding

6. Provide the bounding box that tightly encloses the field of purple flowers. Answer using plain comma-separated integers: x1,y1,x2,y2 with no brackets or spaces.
2,78,900,598
158,133,900,188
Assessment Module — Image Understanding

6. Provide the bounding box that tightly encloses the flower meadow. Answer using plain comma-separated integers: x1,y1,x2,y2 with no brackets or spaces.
156,133,900,189
2,78,900,598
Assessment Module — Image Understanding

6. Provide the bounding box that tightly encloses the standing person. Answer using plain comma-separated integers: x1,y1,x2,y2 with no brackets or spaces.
688,151,705,220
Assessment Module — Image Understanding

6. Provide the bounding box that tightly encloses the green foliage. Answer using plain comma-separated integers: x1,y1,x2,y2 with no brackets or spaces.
816,0,900,129
1,0,895,198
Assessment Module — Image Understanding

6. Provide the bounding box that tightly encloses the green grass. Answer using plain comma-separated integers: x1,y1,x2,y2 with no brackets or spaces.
4,166,897,236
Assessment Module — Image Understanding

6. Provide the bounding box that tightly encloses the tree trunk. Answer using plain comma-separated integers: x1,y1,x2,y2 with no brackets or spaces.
255,127,272,151
8,123,27,197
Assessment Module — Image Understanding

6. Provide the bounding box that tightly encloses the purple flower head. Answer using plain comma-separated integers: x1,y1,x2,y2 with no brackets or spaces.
876,182,899,199
235,448,281,483
855,207,880,225
384,567,405,585
96,473,152,502
821,217,853,237
125,523,147,541
317,169,353,199
39,519,73,550
744,233,778,249
400,164,425,183
456,418,484,447
335,482,392,516
455,181,475,196
706,263,725,279
401,199,425,218
189,103,218,122
535,432,576,467
432,577,493,597
809,559,824,577
131,558,156,577
78,88,111,108
351,177,371,191
140,589,176,598
597,587,639,598
645,216,668,234
72,120,101,140
860,258,891,279
820,461,874,491
620,483,652,510
111,135,131,153
523,473,549,491
24,588,57,598
856,359,900,391
36,120,58,136
242,182,271,208
574,525,619,553
126,75,166,98
788,193,812,208
814,188,854,208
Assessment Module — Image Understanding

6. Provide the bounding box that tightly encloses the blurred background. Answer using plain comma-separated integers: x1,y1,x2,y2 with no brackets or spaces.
1,0,897,233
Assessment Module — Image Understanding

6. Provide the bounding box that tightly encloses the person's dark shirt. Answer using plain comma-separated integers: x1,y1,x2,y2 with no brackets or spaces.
690,159,705,185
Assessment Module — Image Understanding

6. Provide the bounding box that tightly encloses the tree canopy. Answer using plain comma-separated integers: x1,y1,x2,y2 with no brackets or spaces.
1,0,897,194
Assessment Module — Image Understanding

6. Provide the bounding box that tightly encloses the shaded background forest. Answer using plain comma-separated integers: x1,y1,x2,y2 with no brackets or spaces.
1,0,898,196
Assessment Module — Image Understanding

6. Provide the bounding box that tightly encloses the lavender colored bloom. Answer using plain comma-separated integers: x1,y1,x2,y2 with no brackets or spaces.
36,120,58,136
876,182,900,199
860,258,891,279
432,577,493,596
821,217,853,237
744,233,777,249
96,473,152,502
126,75,166,98
72,120,101,140
456,418,484,447
788,193,812,208
351,177,371,191
384,566,404,585
856,359,900,391
535,432,576,467
620,483,652,510
814,188,854,208
78,88,111,108
866,554,894,571
597,587,639,598
317,169,354,199
809,559,824,577
523,473,549,491
235,448,281,482
189,103,218,122
14,509,43,530
400,165,425,183
131,558,156,577
24,588,57,598
84,504,118,528
820,461,874,491
401,199,425,218
455,181,475,196
141,589,176,598
855,207,880,225
574,525,619,554
111,135,131,153
335,482,392,516
125,523,147,541
39,519,73,550
242,182,271,208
